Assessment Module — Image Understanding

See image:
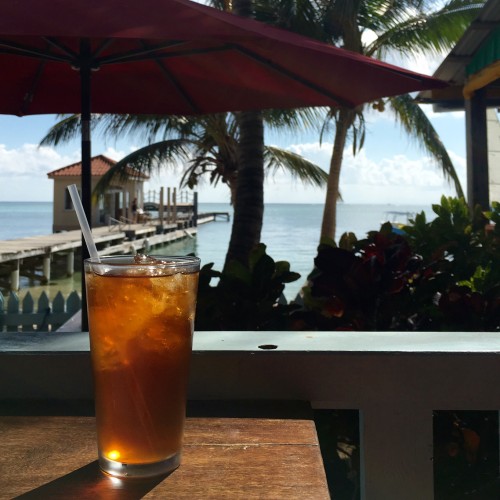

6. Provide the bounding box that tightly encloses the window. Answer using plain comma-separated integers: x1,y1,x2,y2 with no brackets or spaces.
65,187,80,210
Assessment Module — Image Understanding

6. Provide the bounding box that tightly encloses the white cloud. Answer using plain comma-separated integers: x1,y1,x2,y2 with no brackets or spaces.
194,136,464,206
281,141,465,204
0,128,467,205
0,143,78,178
287,140,333,166
0,143,138,201
101,146,128,161
142,136,468,205
353,153,450,187
410,51,445,77
0,144,79,201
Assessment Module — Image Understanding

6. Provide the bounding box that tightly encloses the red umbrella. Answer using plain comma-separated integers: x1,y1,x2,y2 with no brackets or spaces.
0,0,446,223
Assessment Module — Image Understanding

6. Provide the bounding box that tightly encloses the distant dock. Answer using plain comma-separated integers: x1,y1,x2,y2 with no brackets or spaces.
198,211,230,222
0,211,229,292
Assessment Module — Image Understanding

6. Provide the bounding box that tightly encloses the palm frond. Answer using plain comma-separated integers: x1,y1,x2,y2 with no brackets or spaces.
319,106,366,154
254,0,329,41
388,93,465,198
262,106,327,134
181,155,222,189
367,0,485,58
264,146,328,187
93,140,192,198
39,114,83,146
97,114,202,143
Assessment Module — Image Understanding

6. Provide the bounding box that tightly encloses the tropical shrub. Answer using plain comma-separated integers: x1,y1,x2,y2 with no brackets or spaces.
195,243,300,331
292,197,500,332
195,197,500,332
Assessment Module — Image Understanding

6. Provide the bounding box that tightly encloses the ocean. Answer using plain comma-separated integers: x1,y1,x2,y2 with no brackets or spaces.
0,201,435,301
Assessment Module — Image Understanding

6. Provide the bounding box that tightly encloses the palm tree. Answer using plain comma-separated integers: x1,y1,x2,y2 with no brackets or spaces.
250,0,482,240
42,1,329,269
224,0,266,266
40,111,328,202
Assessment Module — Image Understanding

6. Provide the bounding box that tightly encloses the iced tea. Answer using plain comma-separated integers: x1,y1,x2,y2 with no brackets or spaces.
84,255,200,478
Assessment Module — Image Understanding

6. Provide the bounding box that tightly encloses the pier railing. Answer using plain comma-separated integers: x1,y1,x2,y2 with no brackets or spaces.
0,291,81,332
145,188,194,205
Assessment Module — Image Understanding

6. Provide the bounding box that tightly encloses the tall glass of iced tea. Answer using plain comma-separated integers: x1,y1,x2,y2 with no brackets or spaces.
84,254,200,478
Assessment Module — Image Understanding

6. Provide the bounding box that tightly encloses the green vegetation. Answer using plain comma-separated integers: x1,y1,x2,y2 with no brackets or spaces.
40,109,327,268
246,0,482,240
42,2,482,267
195,243,300,331
196,197,500,332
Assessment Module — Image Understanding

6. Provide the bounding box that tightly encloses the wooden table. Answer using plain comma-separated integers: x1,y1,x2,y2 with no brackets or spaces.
0,416,330,499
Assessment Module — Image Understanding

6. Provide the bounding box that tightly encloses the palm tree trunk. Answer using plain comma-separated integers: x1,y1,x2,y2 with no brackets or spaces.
225,0,265,267
226,171,238,206
320,107,355,240
225,110,264,266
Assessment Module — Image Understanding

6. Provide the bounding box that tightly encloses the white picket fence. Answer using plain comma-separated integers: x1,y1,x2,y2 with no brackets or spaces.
0,291,81,332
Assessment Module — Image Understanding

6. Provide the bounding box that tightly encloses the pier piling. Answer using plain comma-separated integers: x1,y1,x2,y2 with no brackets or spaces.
66,251,74,277
10,261,20,292
43,255,51,283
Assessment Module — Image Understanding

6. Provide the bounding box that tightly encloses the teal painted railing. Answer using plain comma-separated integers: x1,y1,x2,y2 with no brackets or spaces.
0,291,81,332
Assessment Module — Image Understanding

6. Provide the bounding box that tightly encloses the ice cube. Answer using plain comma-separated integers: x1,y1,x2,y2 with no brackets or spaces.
134,253,160,264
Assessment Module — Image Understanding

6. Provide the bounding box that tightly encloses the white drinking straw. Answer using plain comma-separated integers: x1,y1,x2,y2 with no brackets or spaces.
67,184,101,262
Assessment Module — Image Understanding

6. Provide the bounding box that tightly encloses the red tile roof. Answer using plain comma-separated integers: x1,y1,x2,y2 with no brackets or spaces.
47,154,149,179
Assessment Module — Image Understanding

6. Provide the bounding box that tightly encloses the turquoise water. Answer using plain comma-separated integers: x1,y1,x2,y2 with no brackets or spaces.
189,202,434,299
0,202,53,239
0,201,435,300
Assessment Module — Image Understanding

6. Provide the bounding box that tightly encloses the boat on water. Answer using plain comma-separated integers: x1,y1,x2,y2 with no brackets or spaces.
383,211,415,234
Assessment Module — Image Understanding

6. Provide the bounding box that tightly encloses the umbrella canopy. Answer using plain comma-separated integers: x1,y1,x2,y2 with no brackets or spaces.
0,0,445,116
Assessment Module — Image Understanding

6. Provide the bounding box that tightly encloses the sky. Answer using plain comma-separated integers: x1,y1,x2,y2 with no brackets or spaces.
0,37,468,207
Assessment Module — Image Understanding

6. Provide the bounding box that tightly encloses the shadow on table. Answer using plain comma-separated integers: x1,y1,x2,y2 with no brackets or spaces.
15,461,169,499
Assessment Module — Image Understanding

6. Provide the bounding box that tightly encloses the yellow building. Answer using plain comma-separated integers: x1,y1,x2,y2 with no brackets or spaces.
47,155,149,232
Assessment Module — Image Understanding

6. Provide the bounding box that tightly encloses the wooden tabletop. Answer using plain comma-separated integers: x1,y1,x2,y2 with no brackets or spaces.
0,416,330,499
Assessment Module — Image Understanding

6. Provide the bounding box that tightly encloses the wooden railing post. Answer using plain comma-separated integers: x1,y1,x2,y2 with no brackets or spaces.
22,293,35,332
360,406,433,500
6,293,19,332
37,292,51,331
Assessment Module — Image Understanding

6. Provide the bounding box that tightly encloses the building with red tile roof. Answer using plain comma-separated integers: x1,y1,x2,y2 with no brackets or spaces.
47,155,149,232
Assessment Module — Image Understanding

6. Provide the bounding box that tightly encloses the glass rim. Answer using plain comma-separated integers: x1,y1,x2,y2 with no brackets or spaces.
84,255,200,271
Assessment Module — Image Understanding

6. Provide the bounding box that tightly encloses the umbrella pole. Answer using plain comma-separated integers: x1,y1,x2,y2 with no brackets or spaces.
80,39,92,331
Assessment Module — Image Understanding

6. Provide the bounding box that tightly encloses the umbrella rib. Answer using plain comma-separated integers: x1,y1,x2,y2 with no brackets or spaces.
231,45,352,108
97,40,353,108
44,37,114,70
95,39,204,113
0,40,72,64
97,40,190,66
101,44,230,66
43,37,79,60
92,39,114,60
139,41,201,114
20,60,47,115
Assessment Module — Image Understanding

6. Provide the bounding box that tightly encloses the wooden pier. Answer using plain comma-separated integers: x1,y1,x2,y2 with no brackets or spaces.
0,223,195,292
0,210,229,293
197,211,230,223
